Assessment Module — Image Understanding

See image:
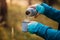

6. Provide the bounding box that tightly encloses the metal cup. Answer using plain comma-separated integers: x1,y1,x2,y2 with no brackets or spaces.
22,21,30,32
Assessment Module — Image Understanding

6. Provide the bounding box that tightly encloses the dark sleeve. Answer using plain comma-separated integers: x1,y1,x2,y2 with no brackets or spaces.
35,23,60,40
41,3,60,23
28,22,60,40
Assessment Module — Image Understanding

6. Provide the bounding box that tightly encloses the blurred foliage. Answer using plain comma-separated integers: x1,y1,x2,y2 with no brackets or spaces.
0,25,11,40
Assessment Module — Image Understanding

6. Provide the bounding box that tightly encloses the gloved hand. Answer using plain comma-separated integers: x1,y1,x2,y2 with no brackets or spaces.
27,21,39,33
22,21,50,35
26,4,45,17
22,20,37,32
27,21,49,34
36,4,45,14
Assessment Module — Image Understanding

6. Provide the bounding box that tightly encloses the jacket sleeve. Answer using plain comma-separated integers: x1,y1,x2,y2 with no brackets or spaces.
28,22,60,40
41,3,60,23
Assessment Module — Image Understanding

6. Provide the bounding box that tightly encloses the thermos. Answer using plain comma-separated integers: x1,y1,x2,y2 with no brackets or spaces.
26,8,37,17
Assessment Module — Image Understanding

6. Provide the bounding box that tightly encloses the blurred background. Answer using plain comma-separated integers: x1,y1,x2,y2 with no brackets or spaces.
0,0,60,40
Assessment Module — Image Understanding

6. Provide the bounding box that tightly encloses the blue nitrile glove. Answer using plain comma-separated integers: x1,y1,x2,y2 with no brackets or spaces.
27,21,60,40
27,21,50,34
27,21,39,33
36,4,45,14
26,3,45,17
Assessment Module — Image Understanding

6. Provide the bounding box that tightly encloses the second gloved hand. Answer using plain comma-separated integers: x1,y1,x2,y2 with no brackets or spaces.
27,21,45,34
26,3,45,17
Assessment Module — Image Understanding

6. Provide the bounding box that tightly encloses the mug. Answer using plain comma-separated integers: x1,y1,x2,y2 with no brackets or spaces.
22,21,30,32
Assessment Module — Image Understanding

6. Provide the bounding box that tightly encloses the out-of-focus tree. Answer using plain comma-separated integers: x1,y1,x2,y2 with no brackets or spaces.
0,0,8,28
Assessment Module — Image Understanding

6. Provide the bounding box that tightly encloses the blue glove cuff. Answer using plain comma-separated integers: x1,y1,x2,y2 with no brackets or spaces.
28,22,39,34
36,4,45,14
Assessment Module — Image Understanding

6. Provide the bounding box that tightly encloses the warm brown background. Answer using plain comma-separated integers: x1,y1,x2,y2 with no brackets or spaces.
8,0,60,40
0,0,60,40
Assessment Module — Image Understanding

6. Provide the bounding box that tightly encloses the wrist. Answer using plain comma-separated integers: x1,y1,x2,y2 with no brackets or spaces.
27,21,39,34
36,4,45,14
